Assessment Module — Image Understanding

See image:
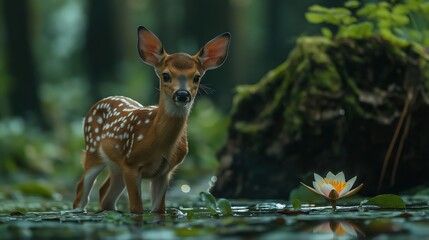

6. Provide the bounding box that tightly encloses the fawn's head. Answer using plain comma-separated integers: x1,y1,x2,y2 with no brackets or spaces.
137,26,230,116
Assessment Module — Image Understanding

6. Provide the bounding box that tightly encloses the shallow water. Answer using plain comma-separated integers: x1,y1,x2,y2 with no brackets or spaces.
1,197,429,239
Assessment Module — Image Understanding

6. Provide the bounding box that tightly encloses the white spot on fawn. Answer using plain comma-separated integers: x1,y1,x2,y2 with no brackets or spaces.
127,133,135,158
87,116,93,123
97,117,103,124
95,127,99,133
145,119,150,124
137,134,144,141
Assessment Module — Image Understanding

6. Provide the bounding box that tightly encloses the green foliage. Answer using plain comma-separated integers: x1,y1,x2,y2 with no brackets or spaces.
199,191,219,215
218,198,233,216
306,0,429,46
292,199,302,210
186,98,229,171
361,194,406,209
0,118,84,178
15,182,56,199
101,211,133,224
199,191,233,217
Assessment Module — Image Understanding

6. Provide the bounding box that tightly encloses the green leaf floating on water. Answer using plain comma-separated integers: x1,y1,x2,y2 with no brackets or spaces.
218,198,233,216
363,194,406,209
199,192,218,215
292,199,302,210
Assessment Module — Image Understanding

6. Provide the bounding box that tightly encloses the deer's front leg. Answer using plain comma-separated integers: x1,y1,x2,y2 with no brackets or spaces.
122,166,143,214
151,174,169,213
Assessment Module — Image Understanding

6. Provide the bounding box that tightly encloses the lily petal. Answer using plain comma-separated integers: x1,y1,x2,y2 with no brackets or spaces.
346,176,356,189
300,182,322,196
337,222,358,237
313,181,323,194
314,173,324,184
335,172,346,182
326,172,335,181
339,184,351,197
342,183,364,198
339,176,357,197
312,222,331,233
320,183,335,198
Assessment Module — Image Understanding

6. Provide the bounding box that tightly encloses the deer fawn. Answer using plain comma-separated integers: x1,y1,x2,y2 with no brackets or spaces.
71,26,230,214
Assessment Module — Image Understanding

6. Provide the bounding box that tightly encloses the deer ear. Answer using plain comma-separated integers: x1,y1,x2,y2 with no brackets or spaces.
138,26,165,67
197,32,231,71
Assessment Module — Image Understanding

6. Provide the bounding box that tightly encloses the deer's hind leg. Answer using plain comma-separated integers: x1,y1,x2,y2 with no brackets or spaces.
72,151,106,211
99,162,125,211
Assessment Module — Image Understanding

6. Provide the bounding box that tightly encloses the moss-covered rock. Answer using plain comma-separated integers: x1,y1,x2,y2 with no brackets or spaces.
213,36,429,198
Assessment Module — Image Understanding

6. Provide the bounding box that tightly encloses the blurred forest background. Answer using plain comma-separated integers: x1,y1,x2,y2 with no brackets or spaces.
0,0,347,200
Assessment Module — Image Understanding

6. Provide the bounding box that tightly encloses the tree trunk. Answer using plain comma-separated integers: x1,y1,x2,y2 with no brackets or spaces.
213,37,429,199
2,0,47,127
84,0,122,101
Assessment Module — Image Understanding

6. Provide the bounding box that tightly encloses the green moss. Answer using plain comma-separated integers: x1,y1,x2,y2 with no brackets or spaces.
229,36,429,142
15,182,56,199
234,121,266,134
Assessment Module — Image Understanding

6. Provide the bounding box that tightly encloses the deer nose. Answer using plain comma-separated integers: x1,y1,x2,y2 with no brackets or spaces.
173,90,191,103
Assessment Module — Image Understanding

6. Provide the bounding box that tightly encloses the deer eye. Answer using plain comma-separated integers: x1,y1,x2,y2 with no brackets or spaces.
193,75,201,84
162,73,171,82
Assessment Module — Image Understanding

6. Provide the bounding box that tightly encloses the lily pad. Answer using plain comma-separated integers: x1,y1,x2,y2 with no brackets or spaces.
363,194,406,209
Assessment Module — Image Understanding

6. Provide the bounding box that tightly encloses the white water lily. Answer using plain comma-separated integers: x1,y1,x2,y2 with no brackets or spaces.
313,221,361,238
301,171,363,210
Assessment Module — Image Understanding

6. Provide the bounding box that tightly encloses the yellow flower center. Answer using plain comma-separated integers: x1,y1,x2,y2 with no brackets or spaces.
318,178,348,193
335,224,348,235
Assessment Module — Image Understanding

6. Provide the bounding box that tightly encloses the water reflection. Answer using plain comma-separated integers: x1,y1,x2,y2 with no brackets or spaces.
312,221,365,238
